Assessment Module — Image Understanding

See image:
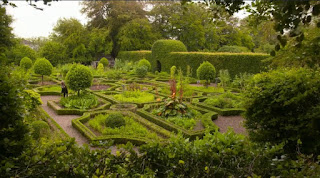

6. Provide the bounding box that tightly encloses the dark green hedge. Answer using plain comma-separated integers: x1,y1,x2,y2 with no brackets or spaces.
117,51,152,63
193,102,245,116
165,52,269,78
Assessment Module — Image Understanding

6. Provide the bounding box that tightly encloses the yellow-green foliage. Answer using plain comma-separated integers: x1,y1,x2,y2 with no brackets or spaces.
114,90,155,103
20,57,33,70
99,57,109,68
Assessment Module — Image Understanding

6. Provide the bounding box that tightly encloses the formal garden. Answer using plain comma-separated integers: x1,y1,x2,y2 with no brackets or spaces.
1,1,320,177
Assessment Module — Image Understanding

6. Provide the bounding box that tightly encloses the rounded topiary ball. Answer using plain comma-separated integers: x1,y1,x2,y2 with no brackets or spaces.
20,57,33,70
34,58,53,76
66,64,93,95
99,57,109,68
135,65,148,78
138,58,151,71
31,120,49,139
105,113,126,128
197,61,216,85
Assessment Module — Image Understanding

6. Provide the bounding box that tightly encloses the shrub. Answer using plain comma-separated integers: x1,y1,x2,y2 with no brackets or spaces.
170,66,176,79
99,57,109,68
135,66,148,78
33,58,53,84
197,61,216,86
97,63,104,76
105,113,126,128
151,40,187,71
114,90,155,103
231,72,253,90
60,64,73,79
244,68,320,155
60,93,98,110
218,69,231,87
138,58,151,71
217,45,250,53
20,57,32,70
66,64,93,96
31,120,49,139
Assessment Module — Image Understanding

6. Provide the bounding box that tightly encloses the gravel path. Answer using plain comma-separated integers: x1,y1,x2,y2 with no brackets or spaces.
40,95,89,146
213,115,247,135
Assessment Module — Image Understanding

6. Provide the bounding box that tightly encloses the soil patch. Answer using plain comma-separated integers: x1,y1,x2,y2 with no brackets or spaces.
38,81,57,86
90,84,110,90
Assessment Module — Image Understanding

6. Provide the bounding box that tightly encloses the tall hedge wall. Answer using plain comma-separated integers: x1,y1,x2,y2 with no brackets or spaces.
117,40,269,78
164,52,269,77
151,40,187,71
117,51,152,63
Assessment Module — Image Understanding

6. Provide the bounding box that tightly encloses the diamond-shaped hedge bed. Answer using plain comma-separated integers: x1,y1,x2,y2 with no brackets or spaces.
48,97,112,115
72,110,171,145
137,103,219,140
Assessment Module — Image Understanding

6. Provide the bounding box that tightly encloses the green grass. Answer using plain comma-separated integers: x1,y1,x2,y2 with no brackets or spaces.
114,90,155,103
88,114,158,139
40,85,61,92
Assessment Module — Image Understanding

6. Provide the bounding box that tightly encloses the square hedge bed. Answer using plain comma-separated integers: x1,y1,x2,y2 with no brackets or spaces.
192,97,245,116
47,97,112,115
72,110,171,145
136,103,219,140
93,91,164,108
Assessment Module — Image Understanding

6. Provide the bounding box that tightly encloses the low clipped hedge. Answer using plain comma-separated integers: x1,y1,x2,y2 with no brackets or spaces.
166,52,269,78
117,51,152,63
137,104,218,140
72,110,171,145
47,98,111,115
193,101,245,116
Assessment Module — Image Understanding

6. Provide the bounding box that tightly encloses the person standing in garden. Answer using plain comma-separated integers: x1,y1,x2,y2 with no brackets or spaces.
61,81,68,97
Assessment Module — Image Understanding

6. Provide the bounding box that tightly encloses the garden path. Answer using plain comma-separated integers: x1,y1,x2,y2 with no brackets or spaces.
40,95,132,155
40,95,89,145
213,115,247,135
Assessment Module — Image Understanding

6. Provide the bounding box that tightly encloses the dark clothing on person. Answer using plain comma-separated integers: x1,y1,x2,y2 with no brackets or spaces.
61,86,68,97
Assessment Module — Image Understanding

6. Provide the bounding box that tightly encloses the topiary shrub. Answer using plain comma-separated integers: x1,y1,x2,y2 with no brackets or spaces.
33,58,53,84
66,64,93,96
99,57,109,69
244,68,320,155
97,63,104,76
20,57,33,70
135,66,148,78
31,120,49,139
151,40,187,72
217,45,250,53
197,61,216,86
138,58,151,71
105,113,126,128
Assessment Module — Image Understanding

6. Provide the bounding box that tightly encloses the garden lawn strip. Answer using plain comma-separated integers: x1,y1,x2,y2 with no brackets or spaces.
213,115,247,135
40,95,89,145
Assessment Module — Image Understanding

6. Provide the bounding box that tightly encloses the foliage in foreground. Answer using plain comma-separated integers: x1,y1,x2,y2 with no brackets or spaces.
1,131,320,177
244,68,320,155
